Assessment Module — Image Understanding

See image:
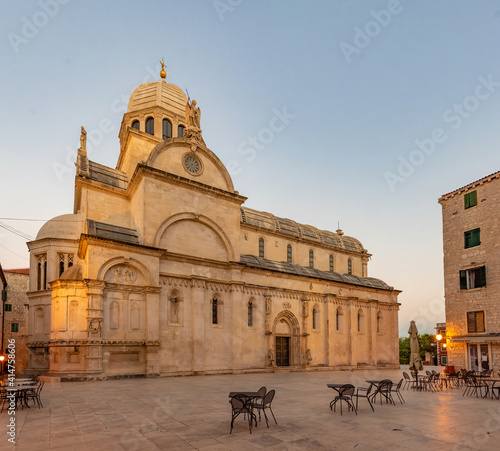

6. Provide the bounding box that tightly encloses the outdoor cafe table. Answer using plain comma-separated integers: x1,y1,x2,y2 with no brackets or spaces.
5,385,37,409
228,391,261,399
327,384,356,413
326,384,348,396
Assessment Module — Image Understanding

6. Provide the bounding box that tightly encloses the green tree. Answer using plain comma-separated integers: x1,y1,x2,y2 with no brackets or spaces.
399,333,437,365
399,337,411,364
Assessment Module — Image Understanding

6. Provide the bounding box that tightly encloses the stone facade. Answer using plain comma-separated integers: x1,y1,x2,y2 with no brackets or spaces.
26,71,401,379
439,171,500,371
0,267,29,374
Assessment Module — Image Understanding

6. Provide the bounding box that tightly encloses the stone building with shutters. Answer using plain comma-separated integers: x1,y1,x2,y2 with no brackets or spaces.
0,265,29,374
26,68,400,379
439,171,500,372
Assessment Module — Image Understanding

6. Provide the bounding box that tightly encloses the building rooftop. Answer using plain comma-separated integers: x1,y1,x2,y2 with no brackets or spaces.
439,170,500,201
240,255,394,291
241,207,367,254
3,268,29,275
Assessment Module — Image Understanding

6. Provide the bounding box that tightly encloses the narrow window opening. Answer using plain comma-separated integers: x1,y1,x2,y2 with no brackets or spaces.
162,118,172,139
248,301,253,327
145,117,154,135
212,298,218,324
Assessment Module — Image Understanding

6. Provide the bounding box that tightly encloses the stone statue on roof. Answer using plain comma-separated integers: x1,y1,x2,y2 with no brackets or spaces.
80,126,87,152
186,97,201,129
184,96,205,145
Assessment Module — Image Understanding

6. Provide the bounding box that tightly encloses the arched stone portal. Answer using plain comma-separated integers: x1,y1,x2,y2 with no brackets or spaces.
272,310,302,367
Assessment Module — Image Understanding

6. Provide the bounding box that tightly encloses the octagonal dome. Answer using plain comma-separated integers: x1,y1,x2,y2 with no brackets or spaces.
127,78,187,117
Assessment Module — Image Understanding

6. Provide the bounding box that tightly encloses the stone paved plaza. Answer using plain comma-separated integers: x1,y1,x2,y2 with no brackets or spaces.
1,366,499,450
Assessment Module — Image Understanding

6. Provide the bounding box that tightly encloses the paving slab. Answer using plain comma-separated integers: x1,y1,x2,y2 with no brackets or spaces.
1,366,500,450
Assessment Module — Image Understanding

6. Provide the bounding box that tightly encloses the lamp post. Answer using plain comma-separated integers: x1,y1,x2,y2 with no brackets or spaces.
435,330,447,368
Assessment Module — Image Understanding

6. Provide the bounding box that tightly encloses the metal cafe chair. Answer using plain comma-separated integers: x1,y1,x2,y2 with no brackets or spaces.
351,383,375,413
371,380,394,405
330,384,356,415
390,378,405,404
402,372,416,390
230,394,257,434
252,386,267,421
253,389,277,428
24,381,44,408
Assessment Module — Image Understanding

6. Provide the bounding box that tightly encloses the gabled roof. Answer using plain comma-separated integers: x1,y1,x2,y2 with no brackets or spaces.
240,255,394,291
439,170,500,201
3,268,29,275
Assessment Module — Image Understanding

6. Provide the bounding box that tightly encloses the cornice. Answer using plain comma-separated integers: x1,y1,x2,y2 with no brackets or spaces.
127,164,246,204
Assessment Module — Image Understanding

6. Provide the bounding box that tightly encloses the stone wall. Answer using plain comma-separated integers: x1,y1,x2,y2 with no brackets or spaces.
440,173,500,370
2,271,29,374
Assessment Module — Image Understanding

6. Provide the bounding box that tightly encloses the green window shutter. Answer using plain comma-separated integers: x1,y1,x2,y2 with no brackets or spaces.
480,266,486,287
1,290,6,302
472,228,480,246
467,312,476,333
470,190,477,207
459,270,467,289
464,231,471,248
464,190,478,209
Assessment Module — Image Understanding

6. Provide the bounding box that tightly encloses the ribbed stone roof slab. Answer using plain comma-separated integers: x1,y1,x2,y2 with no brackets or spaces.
241,207,366,254
240,255,393,290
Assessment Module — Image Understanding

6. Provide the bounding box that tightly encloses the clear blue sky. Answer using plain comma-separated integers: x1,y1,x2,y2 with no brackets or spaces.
1,1,499,336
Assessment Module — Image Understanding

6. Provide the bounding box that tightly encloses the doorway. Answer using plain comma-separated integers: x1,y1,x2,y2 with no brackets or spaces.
468,343,489,372
275,336,290,367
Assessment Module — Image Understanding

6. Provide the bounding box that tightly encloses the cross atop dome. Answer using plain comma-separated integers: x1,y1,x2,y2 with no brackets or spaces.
159,58,167,79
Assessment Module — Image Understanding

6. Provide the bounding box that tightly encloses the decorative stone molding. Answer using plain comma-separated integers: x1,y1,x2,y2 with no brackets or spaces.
88,318,102,332
113,265,137,284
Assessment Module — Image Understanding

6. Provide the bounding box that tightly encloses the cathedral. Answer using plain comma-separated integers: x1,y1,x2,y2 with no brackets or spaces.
26,66,400,379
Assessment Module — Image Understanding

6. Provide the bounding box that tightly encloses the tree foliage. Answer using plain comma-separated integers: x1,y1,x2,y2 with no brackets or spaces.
399,333,437,364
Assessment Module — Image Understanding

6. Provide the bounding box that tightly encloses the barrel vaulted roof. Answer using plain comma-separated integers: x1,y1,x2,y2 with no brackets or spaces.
240,207,367,254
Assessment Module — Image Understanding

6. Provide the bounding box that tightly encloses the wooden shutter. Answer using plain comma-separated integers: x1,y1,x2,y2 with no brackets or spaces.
476,311,485,332
467,311,476,333
464,231,470,248
470,190,477,207
459,270,467,289
480,266,486,287
472,228,481,246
